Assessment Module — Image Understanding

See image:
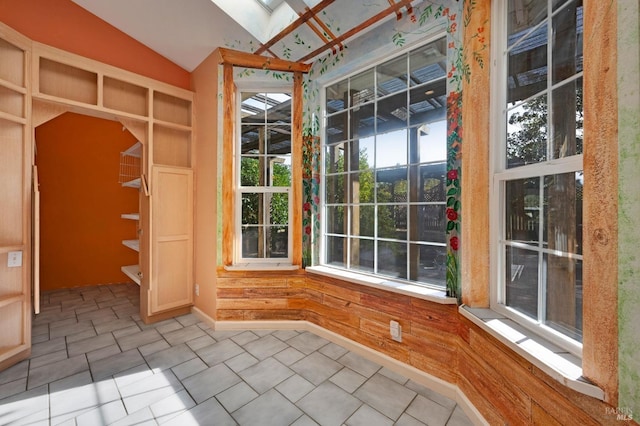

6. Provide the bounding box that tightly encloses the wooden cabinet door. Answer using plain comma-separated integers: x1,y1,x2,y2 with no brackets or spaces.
149,166,193,314
0,24,32,371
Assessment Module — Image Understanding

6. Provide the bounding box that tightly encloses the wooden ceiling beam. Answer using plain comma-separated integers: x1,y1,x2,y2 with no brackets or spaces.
309,9,343,54
217,47,311,73
299,0,415,62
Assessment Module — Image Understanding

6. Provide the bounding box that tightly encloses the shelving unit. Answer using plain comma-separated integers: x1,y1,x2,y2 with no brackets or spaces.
0,26,31,371
120,141,142,286
26,36,195,325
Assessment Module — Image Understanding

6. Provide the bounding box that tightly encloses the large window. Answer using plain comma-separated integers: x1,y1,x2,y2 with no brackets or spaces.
237,91,292,263
494,0,583,350
322,37,448,287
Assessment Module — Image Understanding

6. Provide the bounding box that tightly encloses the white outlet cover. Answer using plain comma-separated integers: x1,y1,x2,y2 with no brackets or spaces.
8,251,22,267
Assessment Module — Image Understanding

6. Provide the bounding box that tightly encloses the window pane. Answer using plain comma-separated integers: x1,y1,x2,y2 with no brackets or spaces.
350,238,374,274
413,121,447,164
507,1,547,41
552,0,583,84
505,178,540,245
270,161,291,187
376,167,407,203
350,172,374,204
350,138,375,170
326,236,346,267
241,125,264,154
409,39,447,86
415,205,446,244
269,193,289,225
267,126,291,154
350,70,375,107
241,92,264,124
378,241,407,279
543,172,582,255
505,245,539,320
550,77,583,159
507,94,548,167
376,130,408,168
507,25,548,104
545,253,582,341
325,174,346,204
409,81,447,126
266,95,291,123
325,142,348,174
241,226,260,258
377,54,408,96
377,205,407,241
326,111,348,144
326,206,345,235
326,80,348,113
418,163,446,202
241,193,262,225
377,92,407,133
267,226,288,258
409,244,446,285
353,205,375,237
240,157,263,186
351,103,375,139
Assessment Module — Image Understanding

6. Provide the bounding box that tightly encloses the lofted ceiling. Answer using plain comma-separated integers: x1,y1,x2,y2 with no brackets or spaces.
71,0,420,71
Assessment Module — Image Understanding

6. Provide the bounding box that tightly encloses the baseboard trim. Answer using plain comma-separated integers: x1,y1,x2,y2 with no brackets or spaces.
190,308,487,425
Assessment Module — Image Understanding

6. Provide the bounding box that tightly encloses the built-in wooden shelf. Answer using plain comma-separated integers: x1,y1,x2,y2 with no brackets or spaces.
121,264,141,286
122,178,141,188
122,239,140,252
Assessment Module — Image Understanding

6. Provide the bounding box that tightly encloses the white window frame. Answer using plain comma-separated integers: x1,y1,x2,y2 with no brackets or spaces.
235,84,294,265
319,33,449,290
490,0,584,356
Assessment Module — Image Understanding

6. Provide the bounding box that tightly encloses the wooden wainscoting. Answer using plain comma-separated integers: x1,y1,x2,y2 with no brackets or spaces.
211,269,626,425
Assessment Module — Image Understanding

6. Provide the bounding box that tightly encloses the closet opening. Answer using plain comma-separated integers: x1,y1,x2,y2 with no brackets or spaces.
34,112,142,305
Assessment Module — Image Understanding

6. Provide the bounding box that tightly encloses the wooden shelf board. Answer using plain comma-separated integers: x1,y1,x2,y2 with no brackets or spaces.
121,264,141,286
122,178,141,188
0,110,26,125
123,141,142,157
0,78,27,94
32,93,150,124
122,239,140,252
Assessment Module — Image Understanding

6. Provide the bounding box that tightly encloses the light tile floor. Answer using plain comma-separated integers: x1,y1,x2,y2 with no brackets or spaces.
0,283,475,426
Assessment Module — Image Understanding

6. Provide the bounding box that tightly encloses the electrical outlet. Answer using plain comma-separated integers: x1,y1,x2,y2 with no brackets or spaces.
7,251,22,268
195,283,199,296
390,320,402,342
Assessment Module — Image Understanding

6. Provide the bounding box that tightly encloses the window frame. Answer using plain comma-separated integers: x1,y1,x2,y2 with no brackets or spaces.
319,33,449,290
490,0,584,357
235,84,294,265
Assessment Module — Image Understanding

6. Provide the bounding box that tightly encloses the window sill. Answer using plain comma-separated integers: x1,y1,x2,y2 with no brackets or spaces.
459,305,605,400
224,263,300,272
306,266,457,305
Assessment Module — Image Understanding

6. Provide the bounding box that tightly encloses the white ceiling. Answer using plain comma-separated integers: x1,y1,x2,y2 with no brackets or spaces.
71,0,416,72
71,0,261,71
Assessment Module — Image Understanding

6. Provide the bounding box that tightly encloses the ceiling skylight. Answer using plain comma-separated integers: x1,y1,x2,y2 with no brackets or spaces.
257,0,285,13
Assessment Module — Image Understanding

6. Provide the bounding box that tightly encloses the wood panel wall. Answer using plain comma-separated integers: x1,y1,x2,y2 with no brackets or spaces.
214,272,625,425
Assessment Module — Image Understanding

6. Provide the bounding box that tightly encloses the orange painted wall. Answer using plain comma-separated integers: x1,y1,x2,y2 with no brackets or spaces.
0,0,190,89
36,112,139,290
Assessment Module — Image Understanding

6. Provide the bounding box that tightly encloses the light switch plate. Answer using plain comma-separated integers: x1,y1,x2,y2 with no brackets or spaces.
8,251,22,267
